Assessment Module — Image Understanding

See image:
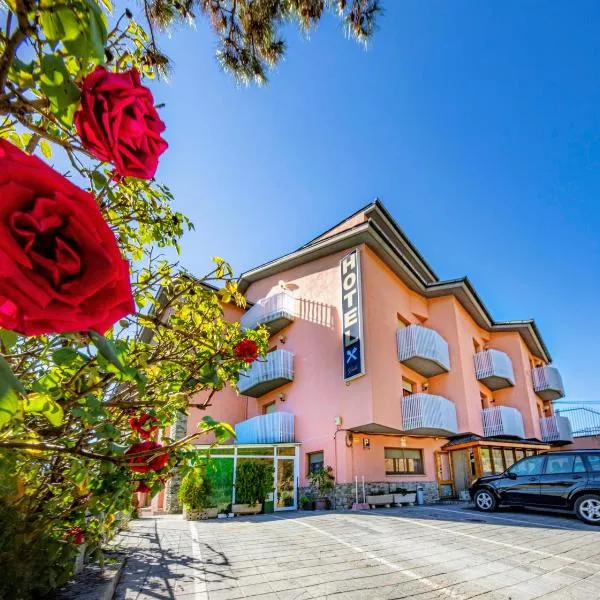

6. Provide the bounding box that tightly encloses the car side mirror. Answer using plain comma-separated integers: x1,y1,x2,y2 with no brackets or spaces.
506,471,517,479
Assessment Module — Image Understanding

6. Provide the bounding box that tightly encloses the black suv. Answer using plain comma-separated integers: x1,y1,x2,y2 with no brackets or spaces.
469,450,600,524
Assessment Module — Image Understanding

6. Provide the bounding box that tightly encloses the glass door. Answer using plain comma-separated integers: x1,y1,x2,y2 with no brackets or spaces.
275,458,296,510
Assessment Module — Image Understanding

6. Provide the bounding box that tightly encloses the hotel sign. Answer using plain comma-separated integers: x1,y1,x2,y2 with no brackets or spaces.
341,249,365,381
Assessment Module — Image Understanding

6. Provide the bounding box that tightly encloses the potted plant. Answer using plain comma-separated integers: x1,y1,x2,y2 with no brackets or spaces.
178,470,218,520
308,465,335,510
300,494,314,511
233,461,274,515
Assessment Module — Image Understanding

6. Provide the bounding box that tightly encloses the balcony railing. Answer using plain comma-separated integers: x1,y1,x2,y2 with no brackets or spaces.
396,325,450,377
556,407,600,437
474,349,515,391
532,366,565,401
235,412,295,444
540,415,573,444
238,349,294,398
400,393,458,437
481,406,525,438
240,291,295,335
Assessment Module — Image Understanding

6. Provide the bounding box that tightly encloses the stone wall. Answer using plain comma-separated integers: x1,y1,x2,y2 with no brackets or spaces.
299,481,439,510
164,411,188,513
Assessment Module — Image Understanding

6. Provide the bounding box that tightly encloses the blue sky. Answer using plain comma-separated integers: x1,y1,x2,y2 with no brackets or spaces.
148,1,600,404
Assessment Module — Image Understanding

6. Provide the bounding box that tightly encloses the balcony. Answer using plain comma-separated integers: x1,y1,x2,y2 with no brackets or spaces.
235,412,295,444
474,349,515,391
532,366,565,401
540,415,573,444
396,325,450,378
238,349,294,398
400,393,458,437
240,291,295,335
481,406,525,438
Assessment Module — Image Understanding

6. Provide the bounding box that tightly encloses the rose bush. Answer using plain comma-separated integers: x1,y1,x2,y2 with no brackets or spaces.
0,140,134,335
75,66,168,180
234,339,259,363
126,442,170,473
129,413,159,439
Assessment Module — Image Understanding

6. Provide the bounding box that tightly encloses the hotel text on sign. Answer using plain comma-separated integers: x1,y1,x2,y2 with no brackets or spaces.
341,249,364,381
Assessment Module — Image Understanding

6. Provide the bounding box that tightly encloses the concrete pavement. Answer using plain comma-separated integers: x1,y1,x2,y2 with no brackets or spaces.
114,505,600,599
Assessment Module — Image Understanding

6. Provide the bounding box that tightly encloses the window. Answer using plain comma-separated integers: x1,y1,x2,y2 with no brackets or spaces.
544,455,576,474
480,447,493,475
514,449,525,462
503,448,516,469
525,449,536,457
492,448,505,473
308,451,324,474
402,378,414,398
480,392,490,409
263,402,276,415
509,455,545,477
586,454,600,472
573,456,587,473
385,448,424,475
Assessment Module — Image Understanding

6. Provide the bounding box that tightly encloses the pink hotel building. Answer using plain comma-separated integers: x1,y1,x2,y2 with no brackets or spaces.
155,200,573,512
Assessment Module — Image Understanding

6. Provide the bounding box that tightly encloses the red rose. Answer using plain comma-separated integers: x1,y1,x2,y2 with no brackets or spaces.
129,413,158,439
75,66,168,179
0,140,134,335
126,441,169,473
234,339,259,364
65,526,85,545
135,481,151,493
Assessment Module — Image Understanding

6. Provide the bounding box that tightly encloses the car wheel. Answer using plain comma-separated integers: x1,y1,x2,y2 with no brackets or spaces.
574,494,600,525
474,489,497,512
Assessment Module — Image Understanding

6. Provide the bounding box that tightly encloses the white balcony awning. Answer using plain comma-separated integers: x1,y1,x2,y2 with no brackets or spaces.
474,349,515,391
396,325,450,377
238,349,294,398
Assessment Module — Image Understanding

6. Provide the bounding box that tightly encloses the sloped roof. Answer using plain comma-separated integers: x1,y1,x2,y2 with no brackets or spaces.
239,200,552,361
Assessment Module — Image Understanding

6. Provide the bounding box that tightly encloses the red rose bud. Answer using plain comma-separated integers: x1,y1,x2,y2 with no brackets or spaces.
135,481,151,493
66,526,85,545
75,66,168,180
129,413,159,439
0,140,134,335
126,441,169,473
234,339,259,364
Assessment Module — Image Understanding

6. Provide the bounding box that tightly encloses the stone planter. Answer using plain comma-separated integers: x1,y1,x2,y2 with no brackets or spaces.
393,493,416,505
232,503,262,515
367,494,394,508
183,506,219,520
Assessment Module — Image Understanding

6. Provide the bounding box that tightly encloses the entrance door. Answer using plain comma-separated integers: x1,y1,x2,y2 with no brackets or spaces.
435,451,456,499
275,458,296,510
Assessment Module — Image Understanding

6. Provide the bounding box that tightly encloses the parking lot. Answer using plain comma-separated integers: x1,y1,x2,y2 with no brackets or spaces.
116,505,600,600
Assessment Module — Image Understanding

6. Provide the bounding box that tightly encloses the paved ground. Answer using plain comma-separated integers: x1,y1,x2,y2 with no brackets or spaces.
114,505,600,600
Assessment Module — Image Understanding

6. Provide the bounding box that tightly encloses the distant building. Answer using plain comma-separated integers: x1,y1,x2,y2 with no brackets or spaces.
153,200,572,513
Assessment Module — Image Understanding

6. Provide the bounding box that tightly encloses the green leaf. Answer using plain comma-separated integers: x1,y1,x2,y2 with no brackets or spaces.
0,388,18,428
40,139,52,159
39,55,80,127
89,330,124,370
52,347,86,366
23,393,64,427
0,355,25,428
0,330,18,351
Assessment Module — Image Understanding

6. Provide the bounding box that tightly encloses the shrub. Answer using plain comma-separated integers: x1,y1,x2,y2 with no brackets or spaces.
178,469,213,510
308,466,335,498
235,461,273,505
